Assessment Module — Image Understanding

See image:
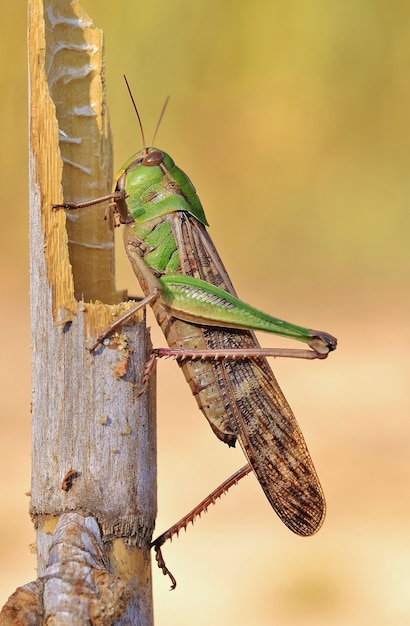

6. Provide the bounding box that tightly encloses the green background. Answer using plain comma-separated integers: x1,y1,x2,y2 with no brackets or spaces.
1,2,409,625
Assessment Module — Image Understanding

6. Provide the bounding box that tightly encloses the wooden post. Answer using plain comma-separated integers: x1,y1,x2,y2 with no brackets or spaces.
0,1,156,623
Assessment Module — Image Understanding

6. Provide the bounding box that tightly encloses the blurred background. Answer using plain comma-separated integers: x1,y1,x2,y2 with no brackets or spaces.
1,1,409,624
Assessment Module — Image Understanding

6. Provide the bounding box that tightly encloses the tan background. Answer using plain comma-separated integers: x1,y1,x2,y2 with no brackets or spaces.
1,2,409,624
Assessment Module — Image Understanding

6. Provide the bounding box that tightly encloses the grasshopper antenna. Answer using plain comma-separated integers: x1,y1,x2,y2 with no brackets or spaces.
123,74,146,149
151,96,170,147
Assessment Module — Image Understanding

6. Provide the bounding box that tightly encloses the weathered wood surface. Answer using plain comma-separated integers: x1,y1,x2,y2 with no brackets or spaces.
0,1,157,624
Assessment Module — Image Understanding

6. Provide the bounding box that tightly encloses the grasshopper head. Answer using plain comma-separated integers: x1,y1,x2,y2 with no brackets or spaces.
115,147,164,178
114,147,209,227
118,79,208,225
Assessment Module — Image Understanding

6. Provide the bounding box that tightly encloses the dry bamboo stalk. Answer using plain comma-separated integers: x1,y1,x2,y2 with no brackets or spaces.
0,1,157,624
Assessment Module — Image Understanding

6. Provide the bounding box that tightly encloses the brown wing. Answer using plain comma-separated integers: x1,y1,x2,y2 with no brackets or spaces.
165,212,326,536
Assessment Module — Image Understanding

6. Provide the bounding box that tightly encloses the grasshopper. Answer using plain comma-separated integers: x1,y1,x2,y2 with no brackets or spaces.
55,84,336,540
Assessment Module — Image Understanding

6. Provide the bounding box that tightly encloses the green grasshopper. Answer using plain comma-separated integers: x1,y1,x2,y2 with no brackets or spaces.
55,86,336,539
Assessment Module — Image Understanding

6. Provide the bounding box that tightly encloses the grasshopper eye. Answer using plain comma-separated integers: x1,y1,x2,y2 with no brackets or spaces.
142,150,164,167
